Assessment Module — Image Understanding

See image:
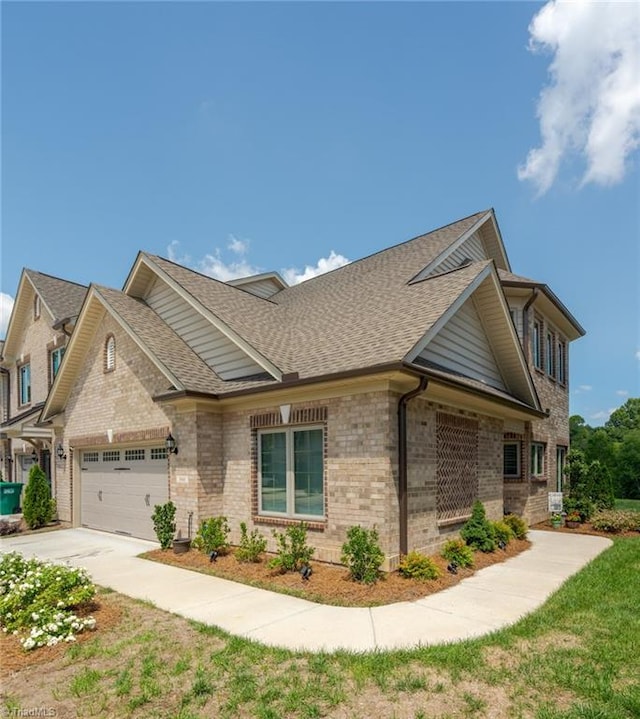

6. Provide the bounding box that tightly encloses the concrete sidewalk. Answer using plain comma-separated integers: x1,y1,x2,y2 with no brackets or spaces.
0,528,611,652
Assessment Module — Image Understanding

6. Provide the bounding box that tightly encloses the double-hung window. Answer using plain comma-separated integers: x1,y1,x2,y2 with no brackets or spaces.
533,318,543,370
503,442,521,478
557,339,567,385
531,442,545,478
546,330,555,378
258,426,324,519
19,363,31,405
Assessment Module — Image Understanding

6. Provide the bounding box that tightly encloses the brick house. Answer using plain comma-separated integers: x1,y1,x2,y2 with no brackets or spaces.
27,209,582,568
0,270,87,491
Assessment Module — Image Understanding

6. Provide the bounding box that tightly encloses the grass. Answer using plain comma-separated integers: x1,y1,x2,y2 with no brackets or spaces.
3,536,639,719
614,498,640,512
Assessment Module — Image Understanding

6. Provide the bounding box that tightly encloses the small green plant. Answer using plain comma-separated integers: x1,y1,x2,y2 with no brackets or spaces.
192,516,231,555
22,464,54,529
565,510,582,523
398,551,441,581
235,522,267,563
441,539,474,568
490,520,514,546
268,523,314,573
503,513,528,540
460,501,496,552
151,501,176,550
340,525,385,584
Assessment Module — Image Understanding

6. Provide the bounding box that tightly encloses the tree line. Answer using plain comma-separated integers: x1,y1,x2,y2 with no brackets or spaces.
570,398,640,499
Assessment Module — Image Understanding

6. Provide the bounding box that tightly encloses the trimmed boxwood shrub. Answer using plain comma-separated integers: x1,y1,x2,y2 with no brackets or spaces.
341,525,385,584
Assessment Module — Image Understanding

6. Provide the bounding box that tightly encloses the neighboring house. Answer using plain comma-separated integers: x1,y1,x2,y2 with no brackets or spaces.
0,270,87,492
33,209,582,568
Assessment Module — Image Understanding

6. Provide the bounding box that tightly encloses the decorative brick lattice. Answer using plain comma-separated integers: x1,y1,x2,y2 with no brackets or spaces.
436,412,479,519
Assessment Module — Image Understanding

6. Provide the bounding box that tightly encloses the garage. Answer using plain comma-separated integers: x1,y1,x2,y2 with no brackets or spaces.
80,446,169,541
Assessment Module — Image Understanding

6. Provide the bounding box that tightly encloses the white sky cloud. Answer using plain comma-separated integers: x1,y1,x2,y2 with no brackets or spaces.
518,0,640,194
616,389,629,397
282,251,350,285
167,240,349,286
0,293,15,337
578,384,593,392
636,350,640,361
590,408,616,422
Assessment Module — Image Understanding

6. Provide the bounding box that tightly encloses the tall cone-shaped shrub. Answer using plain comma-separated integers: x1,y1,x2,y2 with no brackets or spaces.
22,464,54,529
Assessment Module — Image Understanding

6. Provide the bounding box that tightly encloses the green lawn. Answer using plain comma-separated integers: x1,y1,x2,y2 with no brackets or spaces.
3,536,639,719
615,498,640,512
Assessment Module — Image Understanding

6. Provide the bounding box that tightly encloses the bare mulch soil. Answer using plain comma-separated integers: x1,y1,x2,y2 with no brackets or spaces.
532,520,639,539
143,538,532,607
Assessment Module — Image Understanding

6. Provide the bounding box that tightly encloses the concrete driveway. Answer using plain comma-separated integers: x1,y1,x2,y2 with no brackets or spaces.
0,527,612,653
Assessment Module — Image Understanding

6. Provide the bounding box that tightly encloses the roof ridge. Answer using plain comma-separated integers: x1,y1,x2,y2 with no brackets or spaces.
25,268,88,290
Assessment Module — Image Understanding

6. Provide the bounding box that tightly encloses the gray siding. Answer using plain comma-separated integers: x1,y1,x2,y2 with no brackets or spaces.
427,232,486,277
235,278,282,299
419,297,506,390
146,278,264,380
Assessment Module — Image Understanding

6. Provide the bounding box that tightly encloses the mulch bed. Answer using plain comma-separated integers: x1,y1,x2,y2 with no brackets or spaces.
532,521,639,539
143,538,532,607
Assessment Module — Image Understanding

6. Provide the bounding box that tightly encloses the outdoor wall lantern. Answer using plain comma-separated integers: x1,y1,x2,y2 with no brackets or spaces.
56,443,67,461
165,433,179,455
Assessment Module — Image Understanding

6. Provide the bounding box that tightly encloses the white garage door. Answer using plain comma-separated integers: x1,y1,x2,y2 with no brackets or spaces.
81,446,169,541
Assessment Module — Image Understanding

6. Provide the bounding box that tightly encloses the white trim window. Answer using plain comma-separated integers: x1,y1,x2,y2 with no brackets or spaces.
503,442,521,478
50,347,65,382
557,339,567,385
531,442,545,478
258,426,324,519
546,330,555,378
105,335,116,372
19,363,31,405
533,318,543,370
556,446,567,492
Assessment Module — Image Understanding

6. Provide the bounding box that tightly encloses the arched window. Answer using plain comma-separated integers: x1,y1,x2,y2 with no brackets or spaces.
104,335,116,372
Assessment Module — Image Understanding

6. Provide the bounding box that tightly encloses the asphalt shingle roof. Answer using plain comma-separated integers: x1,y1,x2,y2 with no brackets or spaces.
26,270,88,323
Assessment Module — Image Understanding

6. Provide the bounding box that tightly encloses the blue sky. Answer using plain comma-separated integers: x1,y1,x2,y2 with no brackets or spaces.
1,1,638,425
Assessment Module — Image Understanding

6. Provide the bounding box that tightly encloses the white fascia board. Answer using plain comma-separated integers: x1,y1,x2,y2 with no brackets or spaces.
140,256,283,381
479,271,540,408
2,272,31,361
484,210,511,272
405,264,494,362
410,212,493,284
228,271,289,290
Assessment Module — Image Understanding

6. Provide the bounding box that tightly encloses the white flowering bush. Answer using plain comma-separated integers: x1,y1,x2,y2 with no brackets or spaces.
0,552,96,650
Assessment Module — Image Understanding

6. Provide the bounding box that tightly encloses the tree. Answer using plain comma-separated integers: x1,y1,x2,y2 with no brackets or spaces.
605,398,640,441
570,415,592,453
22,464,55,529
615,429,640,499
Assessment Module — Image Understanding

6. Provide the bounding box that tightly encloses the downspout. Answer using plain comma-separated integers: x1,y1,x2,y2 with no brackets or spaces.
397,376,428,557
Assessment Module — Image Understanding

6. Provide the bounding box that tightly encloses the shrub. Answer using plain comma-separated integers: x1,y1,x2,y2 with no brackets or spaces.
151,501,176,550
503,514,528,540
268,523,314,573
192,516,231,556
398,551,441,581
491,520,514,547
441,539,474,568
0,552,96,650
235,522,267,563
340,525,385,584
22,464,55,530
591,510,638,533
460,501,496,552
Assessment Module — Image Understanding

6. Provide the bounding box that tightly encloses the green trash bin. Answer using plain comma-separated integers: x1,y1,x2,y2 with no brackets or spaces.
0,482,24,515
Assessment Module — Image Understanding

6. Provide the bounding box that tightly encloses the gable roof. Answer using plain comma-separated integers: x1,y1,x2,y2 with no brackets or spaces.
498,269,585,340
2,269,87,362
43,210,561,419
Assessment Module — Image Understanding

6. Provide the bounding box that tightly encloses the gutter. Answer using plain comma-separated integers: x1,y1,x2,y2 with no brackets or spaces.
397,376,428,557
